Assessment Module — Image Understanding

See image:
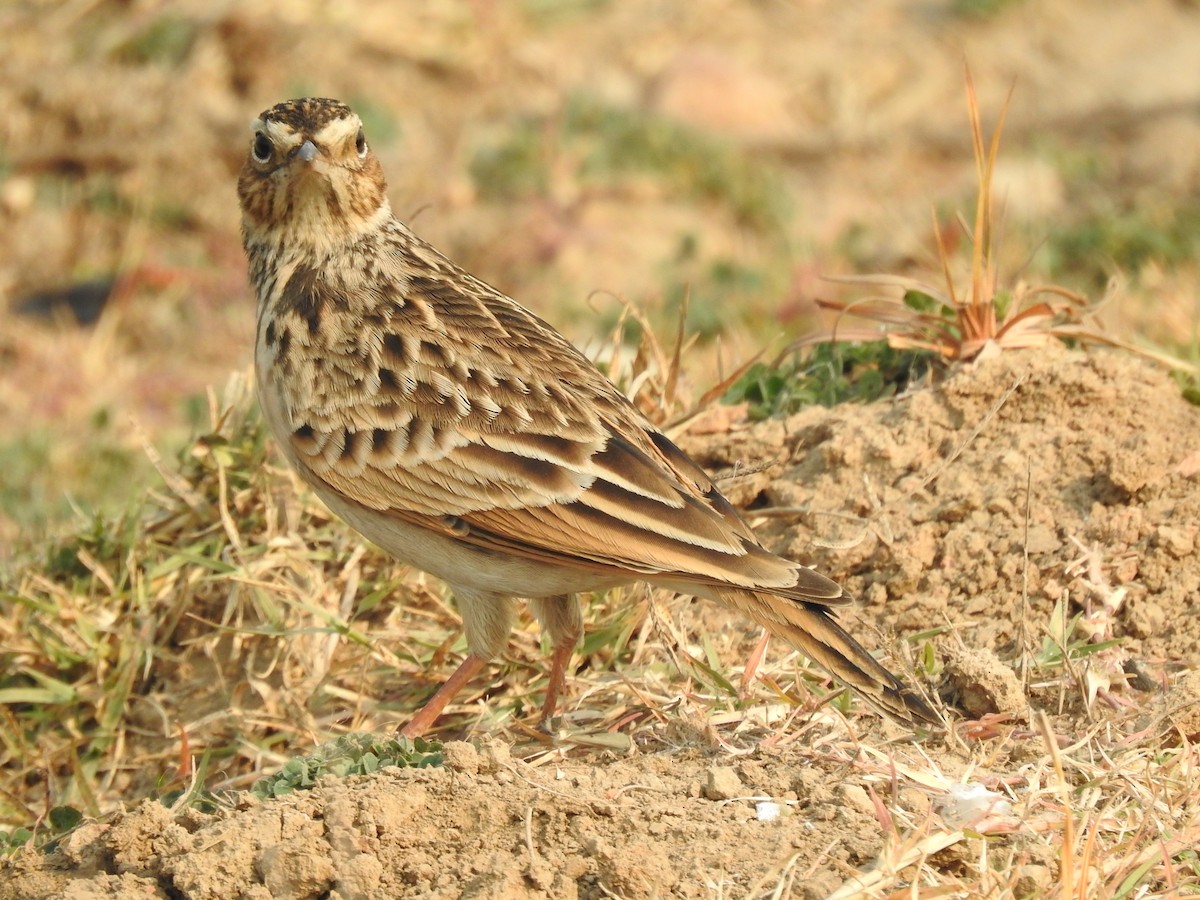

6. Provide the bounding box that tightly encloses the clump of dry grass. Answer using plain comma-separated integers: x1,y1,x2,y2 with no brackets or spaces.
0,373,428,831
815,705,1200,898
1,76,1198,897
809,70,1199,380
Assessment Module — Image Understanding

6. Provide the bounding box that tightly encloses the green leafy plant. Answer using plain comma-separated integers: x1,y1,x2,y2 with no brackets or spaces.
0,827,33,854
251,734,444,800
0,805,83,855
723,340,935,418
1033,596,1123,671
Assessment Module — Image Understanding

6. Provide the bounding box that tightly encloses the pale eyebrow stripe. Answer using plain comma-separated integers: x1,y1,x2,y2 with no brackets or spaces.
314,116,362,146
250,118,306,151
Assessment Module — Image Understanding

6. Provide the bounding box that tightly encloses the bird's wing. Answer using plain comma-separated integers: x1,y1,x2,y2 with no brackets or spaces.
264,241,846,605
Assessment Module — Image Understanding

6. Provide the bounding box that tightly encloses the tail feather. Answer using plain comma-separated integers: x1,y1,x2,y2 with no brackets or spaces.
723,588,939,727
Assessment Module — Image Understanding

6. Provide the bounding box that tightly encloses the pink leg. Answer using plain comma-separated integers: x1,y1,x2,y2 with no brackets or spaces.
400,654,488,738
539,640,576,728
530,595,582,729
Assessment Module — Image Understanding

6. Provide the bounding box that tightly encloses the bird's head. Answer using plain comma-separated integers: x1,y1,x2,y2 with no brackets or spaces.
237,98,390,255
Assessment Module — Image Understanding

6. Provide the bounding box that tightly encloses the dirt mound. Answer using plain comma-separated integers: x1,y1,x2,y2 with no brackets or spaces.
3,738,907,900
714,345,1199,668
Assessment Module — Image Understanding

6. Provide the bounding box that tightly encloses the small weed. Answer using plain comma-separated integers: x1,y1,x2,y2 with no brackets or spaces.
0,805,82,855
470,119,548,202
723,340,935,418
251,734,443,800
819,71,1102,362
1175,370,1200,406
564,96,787,230
807,69,1199,389
1032,540,1133,713
346,96,400,146
111,15,198,66
522,0,609,23
909,628,950,680
663,257,771,340
0,828,33,854
1034,596,1123,671
951,0,1026,17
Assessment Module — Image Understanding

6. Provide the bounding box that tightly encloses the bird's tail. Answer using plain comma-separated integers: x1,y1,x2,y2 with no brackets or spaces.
720,588,939,727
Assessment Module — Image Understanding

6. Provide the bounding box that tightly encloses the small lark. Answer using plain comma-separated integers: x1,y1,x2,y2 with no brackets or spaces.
238,98,935,736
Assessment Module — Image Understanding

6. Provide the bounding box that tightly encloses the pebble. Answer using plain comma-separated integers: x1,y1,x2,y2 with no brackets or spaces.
703,766,742,801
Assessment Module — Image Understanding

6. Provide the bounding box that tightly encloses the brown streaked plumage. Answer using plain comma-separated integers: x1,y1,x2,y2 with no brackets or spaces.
238,97,937,735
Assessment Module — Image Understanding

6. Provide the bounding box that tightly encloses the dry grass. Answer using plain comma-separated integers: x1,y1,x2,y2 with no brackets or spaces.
3,117,1200,900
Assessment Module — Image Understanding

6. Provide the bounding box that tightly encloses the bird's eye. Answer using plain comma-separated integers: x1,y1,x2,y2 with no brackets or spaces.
355,128,368,158
252,132,273,163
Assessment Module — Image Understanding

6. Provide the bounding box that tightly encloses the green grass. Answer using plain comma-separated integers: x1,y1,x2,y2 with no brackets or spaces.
0,423,148,548
110,14,199,66
588,240,782,344
950,0,1027,17
661,254,773,341
1044,200,1200,290
470,117,548,202
0,388,277,830
562,95,789,230
1175,369,1200,406
521,0,611,23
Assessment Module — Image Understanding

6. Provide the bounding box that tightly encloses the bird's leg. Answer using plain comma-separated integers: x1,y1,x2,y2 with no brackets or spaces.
400,653,488,738
540,639,577,727
530,595,583,728
400,588,512,737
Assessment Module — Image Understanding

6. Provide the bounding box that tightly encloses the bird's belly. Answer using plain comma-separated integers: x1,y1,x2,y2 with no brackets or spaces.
313,485,629,598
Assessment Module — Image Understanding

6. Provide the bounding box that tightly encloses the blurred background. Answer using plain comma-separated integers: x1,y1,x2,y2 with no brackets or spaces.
2,0,1199,552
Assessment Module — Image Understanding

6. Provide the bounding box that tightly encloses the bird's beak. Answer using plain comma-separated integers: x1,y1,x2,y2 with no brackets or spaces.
293,140,319,163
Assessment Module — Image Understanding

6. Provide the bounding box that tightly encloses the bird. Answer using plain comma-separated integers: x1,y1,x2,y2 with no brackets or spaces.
237,97,936,737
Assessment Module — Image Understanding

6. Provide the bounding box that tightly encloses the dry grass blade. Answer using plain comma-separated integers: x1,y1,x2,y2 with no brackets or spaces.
826,829,966,900
963,65,1008,349
804,68,1199,380
811,66,1022,362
